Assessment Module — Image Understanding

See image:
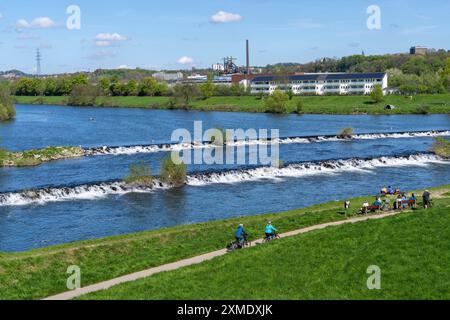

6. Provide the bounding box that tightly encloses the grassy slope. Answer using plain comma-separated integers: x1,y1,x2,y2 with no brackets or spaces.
0,185,449,300
83,199,450,300
15,94,450,114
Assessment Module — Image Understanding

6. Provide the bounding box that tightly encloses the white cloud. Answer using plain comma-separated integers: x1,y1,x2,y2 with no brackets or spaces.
31,17,56,28
177,56,194,65
94,33,129,47
15,17,56,31
117,65,132,69
0,12,3,19
211,11,242,24
95,33,128,41
16,19,30,31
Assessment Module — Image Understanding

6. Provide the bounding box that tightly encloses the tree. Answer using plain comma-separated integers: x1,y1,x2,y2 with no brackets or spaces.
441,58,450,91
160,155,187,187
370,85,384,103
0,83,15,121
99,77,112,96
122,80,139,96
171,84,200,109
264,90,289,113
68,84,100,106
138,77,158,96
199,80,215,99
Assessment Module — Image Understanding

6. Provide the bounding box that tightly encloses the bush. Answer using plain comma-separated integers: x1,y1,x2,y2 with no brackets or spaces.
264,90,289,114
160,155,187,187
0,84,15,121
124,161,153,187
414,105,431,115
431,137,450,158
337,127,354,139
68,84,101,106
295,98,305,114
171,84,200,109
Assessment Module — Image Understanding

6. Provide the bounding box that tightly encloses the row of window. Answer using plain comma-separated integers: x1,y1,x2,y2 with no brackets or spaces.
253,78,383,86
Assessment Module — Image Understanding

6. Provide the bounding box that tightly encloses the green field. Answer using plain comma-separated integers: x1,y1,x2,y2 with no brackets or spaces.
15,94,450,114
82,200,450,300
0,185,448,300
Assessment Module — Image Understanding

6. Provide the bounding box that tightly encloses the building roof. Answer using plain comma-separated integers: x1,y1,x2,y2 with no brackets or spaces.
251,73,386,83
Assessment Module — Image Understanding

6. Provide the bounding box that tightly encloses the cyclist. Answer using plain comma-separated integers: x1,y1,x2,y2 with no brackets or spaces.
264,221,278,240
235,224,248,247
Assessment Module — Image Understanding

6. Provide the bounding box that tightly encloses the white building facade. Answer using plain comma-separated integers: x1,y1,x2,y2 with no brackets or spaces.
251,73,388,95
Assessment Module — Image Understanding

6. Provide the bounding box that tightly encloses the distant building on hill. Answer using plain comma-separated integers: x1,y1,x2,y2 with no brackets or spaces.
152,72,183,82
410,46,428,55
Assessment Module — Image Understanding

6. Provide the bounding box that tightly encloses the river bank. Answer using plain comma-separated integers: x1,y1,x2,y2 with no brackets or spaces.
1,183,449,299
15,94,450,115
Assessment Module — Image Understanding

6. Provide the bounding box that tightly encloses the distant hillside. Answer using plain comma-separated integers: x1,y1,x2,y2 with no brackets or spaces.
263,50,450,75
0,70,30,78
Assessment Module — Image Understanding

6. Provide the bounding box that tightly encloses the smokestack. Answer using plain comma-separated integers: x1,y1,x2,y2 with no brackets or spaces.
246,39,250,75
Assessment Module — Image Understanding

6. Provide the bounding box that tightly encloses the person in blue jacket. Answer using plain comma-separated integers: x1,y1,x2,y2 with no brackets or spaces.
265,221,278,239
235,224,248,246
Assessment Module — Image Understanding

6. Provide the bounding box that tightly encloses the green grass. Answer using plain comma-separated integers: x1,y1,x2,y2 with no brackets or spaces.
15,94,450,115
0,146,84,167
1,184,449,300
83,197,450,300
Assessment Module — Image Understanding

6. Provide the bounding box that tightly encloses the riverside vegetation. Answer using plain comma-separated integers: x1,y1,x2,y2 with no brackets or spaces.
431,137,450,158
15,93,450,115
124,157,187,188
0,146,84,167
0,83,15,121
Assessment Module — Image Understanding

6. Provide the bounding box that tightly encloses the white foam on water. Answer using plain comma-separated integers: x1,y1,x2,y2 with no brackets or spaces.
1,153,446,207
85,131,450,156
186,153,446,186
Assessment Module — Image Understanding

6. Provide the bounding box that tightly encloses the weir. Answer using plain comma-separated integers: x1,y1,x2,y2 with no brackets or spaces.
0,153,446,207
84,130,450,156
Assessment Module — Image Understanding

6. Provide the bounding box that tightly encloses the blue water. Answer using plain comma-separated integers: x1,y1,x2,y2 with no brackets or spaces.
0,104,449,252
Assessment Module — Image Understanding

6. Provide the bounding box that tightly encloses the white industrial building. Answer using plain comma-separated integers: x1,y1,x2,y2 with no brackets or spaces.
250,73,388,95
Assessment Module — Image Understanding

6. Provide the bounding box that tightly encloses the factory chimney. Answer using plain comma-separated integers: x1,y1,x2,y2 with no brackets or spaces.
246,39,250,75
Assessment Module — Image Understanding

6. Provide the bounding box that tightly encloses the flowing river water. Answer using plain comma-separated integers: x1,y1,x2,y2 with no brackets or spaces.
0,104,449,252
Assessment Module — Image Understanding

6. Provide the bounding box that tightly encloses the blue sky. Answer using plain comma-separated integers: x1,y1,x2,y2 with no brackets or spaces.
0,0,449,74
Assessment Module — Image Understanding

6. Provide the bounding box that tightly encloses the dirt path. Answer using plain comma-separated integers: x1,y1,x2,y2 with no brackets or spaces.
43,210,406,300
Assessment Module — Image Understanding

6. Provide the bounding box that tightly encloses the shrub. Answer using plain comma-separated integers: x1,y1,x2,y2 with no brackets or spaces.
264,90,289,114
414,105,431,115
160,155,187,187
68,84,101,106
0,84,15,121
337,127,354,139
431,137,450,158
124,161,153,187
171,84,200,109
295,98,305,114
